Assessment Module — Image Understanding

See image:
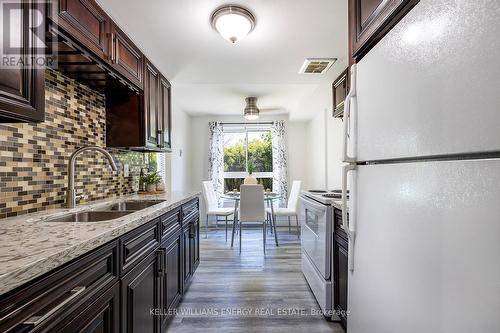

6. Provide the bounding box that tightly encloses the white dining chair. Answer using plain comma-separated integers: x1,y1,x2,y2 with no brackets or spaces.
232,184,267,253
202,181,234,241
267,180,302,239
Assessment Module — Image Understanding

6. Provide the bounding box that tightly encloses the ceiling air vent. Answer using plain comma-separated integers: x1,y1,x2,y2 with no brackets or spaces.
298,58,337,74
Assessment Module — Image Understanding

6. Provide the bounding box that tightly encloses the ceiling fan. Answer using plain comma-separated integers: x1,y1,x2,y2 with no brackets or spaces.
243,97,286,120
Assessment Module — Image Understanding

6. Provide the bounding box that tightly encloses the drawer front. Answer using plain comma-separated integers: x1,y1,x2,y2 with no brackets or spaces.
120,219,161,275
0,240,118,333
182,199,199,223
37,282,120,333
161,207,181,241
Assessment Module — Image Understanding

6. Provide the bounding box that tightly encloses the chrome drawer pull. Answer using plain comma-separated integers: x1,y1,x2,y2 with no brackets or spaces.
23,286,86,327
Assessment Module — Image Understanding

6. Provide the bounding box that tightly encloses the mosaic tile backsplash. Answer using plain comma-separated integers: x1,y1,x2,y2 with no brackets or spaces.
0,69,147,219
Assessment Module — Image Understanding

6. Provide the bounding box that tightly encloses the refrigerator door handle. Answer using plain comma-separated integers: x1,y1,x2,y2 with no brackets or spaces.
342,163,356,272
342,64,357,163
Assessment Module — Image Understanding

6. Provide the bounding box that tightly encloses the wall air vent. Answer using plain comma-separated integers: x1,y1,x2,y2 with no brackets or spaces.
298,58,337,74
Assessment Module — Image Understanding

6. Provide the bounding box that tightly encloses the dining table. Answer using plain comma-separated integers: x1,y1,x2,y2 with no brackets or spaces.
221,191,282,245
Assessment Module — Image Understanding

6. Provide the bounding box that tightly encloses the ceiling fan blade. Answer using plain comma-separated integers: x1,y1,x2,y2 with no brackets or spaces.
259,107,287,114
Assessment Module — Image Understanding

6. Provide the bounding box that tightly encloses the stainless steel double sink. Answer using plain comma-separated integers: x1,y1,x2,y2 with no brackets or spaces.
44,200,165,222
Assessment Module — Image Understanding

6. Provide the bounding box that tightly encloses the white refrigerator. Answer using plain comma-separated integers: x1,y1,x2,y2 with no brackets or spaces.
341,0,500,332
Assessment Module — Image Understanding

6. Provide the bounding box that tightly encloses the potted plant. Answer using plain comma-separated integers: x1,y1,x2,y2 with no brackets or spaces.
244,160,258,185
140,171,162,192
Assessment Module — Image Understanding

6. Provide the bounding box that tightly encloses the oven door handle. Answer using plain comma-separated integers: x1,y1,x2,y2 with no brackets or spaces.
300,195,329,212
302,217,319,238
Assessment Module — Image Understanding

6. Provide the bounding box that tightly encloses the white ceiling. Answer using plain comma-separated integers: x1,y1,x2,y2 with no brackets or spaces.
98,0,348,120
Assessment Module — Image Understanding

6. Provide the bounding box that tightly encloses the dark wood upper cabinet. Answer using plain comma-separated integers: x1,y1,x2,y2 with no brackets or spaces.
159,75,172,150
144,59,160,148
349,0,419,62
332,69,349,118
0,0,45,123
50,0,110,60
107,22,144,89
106,57,172,152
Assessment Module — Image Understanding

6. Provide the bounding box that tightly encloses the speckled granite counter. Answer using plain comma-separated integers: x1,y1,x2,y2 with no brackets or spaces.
0,191,200,296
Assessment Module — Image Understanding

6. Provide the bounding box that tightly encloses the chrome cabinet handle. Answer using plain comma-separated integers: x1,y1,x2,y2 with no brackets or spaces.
157,129,164,148
157,248,166,276
342,164,356,272
110,33,116,63
342,64,357,163
23,286,86,327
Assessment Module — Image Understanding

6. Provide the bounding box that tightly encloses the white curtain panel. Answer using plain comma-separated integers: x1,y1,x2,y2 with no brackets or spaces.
271,120,288,207
208,122,224,200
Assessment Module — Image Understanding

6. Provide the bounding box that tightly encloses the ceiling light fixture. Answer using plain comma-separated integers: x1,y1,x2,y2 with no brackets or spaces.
211,5,256,44
244,97,260,120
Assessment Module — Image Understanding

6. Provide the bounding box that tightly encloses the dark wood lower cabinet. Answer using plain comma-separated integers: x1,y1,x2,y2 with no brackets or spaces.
161,229,183,328
182,224,192,288
333,234,349,329
191,219,200,273
121,250,162,333
43,282,120,333
0,198,200,333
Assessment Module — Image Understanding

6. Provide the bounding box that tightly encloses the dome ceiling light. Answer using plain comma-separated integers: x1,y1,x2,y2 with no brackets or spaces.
244,97,260,120
211,5,256,44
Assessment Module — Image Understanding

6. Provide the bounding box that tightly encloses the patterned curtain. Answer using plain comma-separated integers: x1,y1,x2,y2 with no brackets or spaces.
271,120,288,207
208,122,224,200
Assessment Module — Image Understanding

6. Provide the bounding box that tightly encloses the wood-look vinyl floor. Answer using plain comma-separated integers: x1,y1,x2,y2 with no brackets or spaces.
167,227,344,333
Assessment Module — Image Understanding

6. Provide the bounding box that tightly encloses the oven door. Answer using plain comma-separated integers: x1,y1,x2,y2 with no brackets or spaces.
300,195,332,280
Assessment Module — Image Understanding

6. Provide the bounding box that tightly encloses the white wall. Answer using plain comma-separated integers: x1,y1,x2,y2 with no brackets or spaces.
301,82,344,190
166,100,192,193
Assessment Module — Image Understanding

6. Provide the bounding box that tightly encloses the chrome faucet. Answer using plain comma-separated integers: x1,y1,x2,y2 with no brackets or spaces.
66,146,118,208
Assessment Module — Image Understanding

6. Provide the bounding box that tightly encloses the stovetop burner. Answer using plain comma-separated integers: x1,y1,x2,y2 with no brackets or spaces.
308,190,328,193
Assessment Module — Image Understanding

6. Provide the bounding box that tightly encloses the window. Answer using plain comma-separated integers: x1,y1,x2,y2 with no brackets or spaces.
223,126,273,192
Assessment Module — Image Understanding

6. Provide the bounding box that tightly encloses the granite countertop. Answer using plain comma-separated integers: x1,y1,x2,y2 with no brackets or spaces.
0,191,200,296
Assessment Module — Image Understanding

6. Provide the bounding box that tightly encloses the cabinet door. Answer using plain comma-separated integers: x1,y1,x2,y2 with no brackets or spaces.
44,283,120,333
51,0,109,59
182,226,192,289
108,22,143,89
349,0,419,61
121,250,161,333
190,220,200,272
332,69,349,118
160,231,182,328
0,0,45,122
333,235,348,329
144,59,160,148
158,75,171,150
